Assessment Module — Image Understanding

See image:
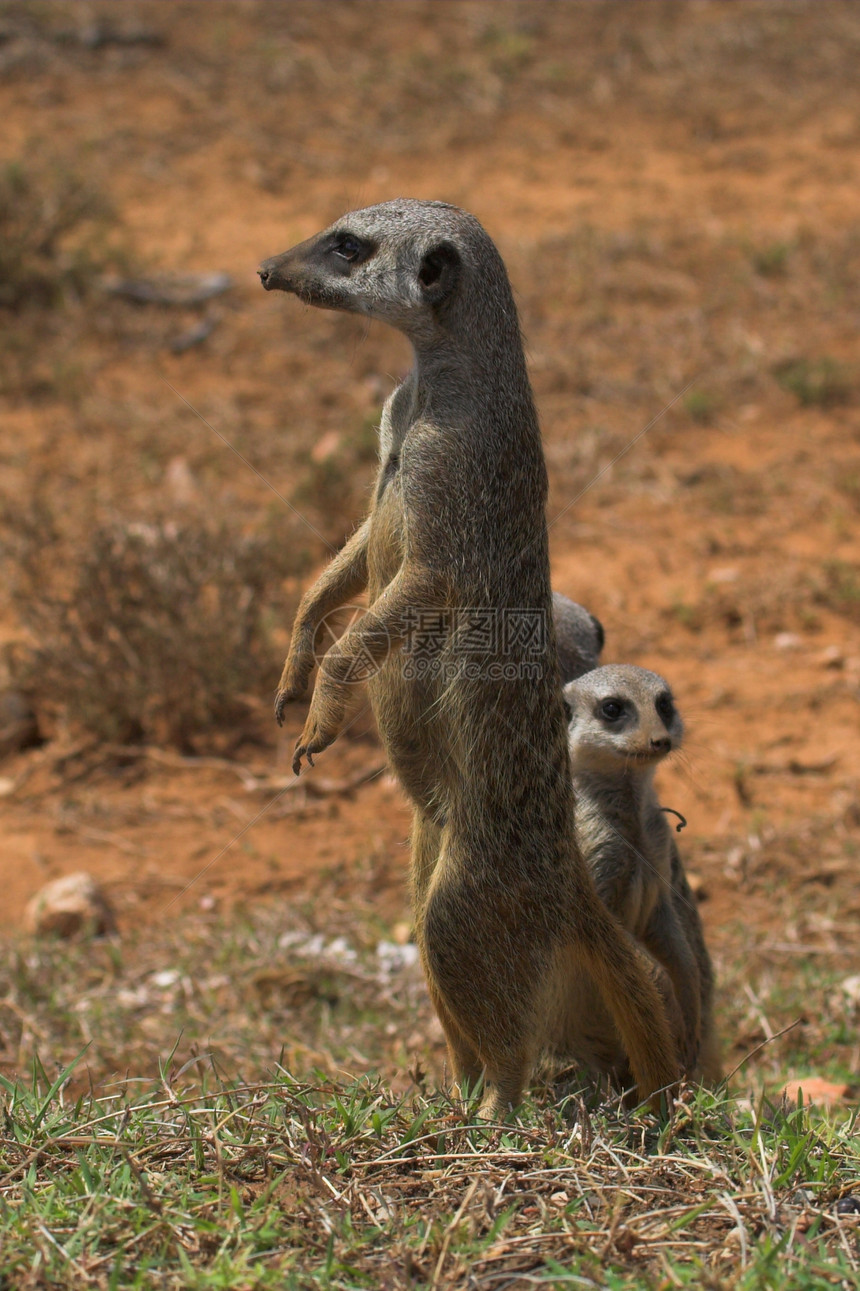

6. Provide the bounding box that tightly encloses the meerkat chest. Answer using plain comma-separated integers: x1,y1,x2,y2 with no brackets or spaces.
575,794,668,935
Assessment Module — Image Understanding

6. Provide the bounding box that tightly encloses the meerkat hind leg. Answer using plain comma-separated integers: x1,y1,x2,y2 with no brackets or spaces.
420,867,545,1120
412,821,532,1118
425,981,484,1095
421,937,537,1120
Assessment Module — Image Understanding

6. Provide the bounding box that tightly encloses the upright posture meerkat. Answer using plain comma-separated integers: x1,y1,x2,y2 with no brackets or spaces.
563,665,720,1083
258,200,679,1115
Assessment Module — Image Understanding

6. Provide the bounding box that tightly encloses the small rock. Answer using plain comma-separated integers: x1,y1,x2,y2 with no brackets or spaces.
815,645,844,669
66,22,165,49
835,1195,860,1216
774,632,802,652
839,975,860,1006
25,872,115,938
310,430,341,463
376,941,420,975
101,271,231,307
169,317,215,354
332,937,357,962
707,566,739,584
781,1077,850,1108
165,455,198,504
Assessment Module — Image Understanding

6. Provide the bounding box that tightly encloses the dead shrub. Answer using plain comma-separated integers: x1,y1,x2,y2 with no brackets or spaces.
3,503,305,749
0,159,112,310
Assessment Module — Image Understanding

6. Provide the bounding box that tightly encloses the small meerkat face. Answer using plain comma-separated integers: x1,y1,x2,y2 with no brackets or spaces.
564,664,683,773
258,199,478,338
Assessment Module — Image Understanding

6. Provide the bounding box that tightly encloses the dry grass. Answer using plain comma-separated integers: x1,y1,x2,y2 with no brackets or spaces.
4,1071,858,1289
0,902,858,1289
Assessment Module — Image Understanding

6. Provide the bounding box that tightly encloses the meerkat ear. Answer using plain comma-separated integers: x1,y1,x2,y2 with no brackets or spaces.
417,241,460,303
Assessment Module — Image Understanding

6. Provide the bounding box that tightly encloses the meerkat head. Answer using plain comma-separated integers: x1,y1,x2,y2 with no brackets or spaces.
563,664,683,775
553,592,605,686
258,199,512,344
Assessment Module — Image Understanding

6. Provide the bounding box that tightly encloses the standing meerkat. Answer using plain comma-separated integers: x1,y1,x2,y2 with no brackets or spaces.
258,200,679,1116
562,665,720,1083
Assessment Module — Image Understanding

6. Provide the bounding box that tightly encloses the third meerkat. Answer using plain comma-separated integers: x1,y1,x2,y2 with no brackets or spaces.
562,664,720,1083
258,200,679,1116
552,592,604,685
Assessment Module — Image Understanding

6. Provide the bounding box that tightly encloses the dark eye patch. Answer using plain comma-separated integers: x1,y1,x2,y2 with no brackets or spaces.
655,692,675,726
334,236,362,262
326,233,375,269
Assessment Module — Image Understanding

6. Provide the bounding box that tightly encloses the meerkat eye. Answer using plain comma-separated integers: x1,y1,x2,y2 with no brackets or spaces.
656,693,675,725
333,236,362,263
600,699,624,722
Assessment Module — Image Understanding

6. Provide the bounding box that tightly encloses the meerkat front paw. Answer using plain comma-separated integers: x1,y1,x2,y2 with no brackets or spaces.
274,684,301,726
274,654,315,725
292,690,347,774
292,724,335,776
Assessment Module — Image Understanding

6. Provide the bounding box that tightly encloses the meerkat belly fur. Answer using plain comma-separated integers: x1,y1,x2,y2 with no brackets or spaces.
562,665,721,1083
259,200,679,1116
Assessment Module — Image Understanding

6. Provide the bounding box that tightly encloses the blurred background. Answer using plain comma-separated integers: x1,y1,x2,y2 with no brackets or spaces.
0,1,857,1100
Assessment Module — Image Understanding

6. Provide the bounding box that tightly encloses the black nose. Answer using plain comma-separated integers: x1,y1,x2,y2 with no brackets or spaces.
258,266,270,286
650,737,671,754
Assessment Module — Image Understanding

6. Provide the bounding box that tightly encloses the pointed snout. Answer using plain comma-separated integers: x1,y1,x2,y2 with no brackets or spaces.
258,233,321,294
258,253,289,291
256,233,353,314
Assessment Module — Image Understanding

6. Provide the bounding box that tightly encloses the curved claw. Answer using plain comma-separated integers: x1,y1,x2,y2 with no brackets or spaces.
273,659,312,727
292,745,315,777
275,679,308,726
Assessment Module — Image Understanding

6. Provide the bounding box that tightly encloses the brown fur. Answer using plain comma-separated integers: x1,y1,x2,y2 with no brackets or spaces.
259,200,679,1116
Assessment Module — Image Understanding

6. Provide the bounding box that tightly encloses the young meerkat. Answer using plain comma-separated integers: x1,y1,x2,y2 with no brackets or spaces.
562,665,720,1083
258,200,679,1116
